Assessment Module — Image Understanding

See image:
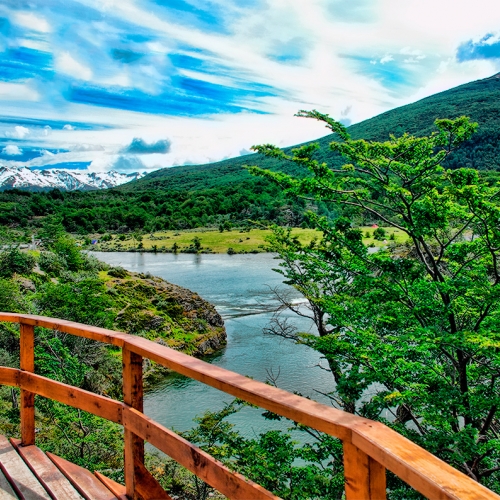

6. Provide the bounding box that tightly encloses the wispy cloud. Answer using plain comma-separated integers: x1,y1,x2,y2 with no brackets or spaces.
0,0,498,172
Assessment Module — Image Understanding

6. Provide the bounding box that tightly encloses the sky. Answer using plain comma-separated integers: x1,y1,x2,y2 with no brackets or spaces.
0,0,499,173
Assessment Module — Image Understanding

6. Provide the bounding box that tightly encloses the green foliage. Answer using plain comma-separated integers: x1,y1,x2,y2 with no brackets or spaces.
52,236,85,271
0,247,35,278
181,401,345,499
373,227,386,240
0,279,29,314
108,266,128,278
38,251,67,275
0,176,308,233
35,278,113,328
37,216,65,245
36,401,124,477
251,113,500,493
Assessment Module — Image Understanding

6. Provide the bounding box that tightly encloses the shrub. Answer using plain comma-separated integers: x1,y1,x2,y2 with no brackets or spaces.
0,248,35,278
373,227,387,240
108,267,128,279
39,251,68,276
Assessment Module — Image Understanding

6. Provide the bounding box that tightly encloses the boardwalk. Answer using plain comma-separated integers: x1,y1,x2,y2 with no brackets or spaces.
0,434,126,500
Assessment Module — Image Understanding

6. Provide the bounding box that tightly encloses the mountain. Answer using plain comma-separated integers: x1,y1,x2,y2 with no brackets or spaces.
0,166,144,191
122,73,500,192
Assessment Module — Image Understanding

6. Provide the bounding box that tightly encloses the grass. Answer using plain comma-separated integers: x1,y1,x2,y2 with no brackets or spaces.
359,226,407,247
94,228,319,253
90,226,409,254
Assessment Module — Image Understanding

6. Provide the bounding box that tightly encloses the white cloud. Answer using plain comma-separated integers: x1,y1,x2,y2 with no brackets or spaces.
3,0,500,174
400,47,423,56
63,124,75,130
71,144,105,152
13,12,51,33
5,126,30,139
56,53,93,81
16,38,51,51
100,72,132,87
408,57,497,104
0,82,39,102
2,145,22,156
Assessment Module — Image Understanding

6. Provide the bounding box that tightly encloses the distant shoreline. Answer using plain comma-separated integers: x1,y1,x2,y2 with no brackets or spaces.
84,226,406,254
83,228,318,255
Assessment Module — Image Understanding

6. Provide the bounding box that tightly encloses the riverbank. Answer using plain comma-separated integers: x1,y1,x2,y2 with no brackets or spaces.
86,226,407,253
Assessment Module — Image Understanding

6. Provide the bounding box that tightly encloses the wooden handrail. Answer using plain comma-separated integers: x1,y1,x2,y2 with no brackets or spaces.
0,313,497,500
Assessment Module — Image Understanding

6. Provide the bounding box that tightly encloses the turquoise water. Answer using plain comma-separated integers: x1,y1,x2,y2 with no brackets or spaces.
91,252,336,435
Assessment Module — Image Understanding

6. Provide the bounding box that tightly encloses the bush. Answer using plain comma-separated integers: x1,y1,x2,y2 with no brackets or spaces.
81,254,108,273
52,237,84,271
373,227,387,240
0,248,35,278
39,251,68,276
108,267,128,279
0,278,28,313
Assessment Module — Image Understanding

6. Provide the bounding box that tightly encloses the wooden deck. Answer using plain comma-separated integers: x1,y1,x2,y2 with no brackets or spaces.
0,313,499,499
0,434,126,500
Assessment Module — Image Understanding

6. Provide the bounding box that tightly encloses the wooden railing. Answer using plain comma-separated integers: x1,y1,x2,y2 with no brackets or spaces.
0,313,497,500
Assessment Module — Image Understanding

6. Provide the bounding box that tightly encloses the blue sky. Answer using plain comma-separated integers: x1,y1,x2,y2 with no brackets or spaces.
0,0,499,173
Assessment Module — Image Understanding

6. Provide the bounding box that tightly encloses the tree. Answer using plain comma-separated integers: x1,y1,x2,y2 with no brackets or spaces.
373,227,386,240
249,112,500,492
181,400,345,500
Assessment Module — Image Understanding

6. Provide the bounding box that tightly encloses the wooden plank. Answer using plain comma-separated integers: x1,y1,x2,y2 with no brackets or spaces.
0,465,18,499
47,452,117,500
0,368,19,387
0,313,21,324
0,434,51,499
351,419,500,500
123,407,279,500
11,438,83,500
368,456,387,499
94,472,127,500
17,315,128,348
343,441,386,499
122,348,144,500
19,373,122,424
20,323,35,446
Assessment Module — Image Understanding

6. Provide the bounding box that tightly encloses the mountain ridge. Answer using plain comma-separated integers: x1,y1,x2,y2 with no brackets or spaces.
122,72,500,192
0,166,144,191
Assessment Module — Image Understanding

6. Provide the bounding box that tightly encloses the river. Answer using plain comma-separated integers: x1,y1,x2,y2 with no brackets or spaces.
91,252,336,436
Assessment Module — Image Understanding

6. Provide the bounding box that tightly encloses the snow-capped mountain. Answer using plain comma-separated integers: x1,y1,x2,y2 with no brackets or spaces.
0,166,144,191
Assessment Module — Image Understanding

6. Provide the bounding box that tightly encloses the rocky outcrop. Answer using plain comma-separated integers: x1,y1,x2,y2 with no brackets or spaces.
103,269,226,363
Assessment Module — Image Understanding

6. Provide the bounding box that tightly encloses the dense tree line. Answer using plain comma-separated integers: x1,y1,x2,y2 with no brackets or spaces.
0,177,335,233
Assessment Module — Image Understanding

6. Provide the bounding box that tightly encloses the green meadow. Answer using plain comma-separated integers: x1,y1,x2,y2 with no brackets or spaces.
89,226,408,253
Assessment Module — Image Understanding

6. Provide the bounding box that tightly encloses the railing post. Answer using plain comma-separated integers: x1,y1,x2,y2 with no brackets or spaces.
123,346,144,500
343,441,386,500
20,322,35,446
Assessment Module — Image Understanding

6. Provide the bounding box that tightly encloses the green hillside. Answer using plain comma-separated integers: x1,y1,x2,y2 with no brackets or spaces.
2,73,500,234
124,72,500,192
